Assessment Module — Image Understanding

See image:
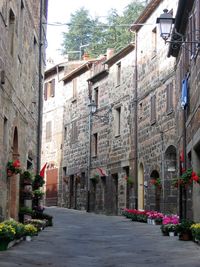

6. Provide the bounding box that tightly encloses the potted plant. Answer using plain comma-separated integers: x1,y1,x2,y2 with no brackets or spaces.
150,178,162,189
21,171,33,185
0,223,16,250
190,223,200,243
7,160,22,176
21,188,33,200
32,174,45,189
24,224,38,241
177,219,194,241
173,169,200,188
33,189,44,199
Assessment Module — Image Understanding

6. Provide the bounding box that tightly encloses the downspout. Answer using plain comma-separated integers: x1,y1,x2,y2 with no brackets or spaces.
87,81,92,212
134,31,138,209
37,0,43,174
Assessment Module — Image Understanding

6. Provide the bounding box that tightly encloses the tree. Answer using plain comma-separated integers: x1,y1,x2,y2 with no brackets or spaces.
61,1,146,59
62,7,94,60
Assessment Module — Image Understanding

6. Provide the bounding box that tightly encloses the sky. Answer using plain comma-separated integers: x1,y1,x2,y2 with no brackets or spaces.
46,0,132,63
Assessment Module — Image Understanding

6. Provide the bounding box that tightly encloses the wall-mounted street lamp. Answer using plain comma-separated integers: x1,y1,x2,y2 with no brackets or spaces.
156,9,200,49
156,9,175,41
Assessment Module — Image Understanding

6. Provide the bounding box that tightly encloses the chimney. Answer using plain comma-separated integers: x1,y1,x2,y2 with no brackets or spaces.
106,48,115,59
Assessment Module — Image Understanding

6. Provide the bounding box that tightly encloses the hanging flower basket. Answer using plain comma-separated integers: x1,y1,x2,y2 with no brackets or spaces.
7,160,22,176
172,169,200,188
150,178,162,189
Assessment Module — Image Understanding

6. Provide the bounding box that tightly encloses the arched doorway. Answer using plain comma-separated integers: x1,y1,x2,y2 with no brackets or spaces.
138,163,144,210
9,127,20,219
150,170,161,211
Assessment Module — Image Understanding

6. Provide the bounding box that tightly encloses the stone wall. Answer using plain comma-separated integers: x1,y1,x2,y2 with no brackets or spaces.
136,0,179,213
0,0,45,219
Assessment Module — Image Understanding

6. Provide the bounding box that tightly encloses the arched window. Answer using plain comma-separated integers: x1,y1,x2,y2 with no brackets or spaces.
165,145,177,172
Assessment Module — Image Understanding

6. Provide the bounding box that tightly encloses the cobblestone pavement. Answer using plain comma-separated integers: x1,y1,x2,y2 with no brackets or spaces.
0,207,200,267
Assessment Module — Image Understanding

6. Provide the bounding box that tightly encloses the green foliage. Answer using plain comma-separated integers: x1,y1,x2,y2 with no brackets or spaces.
61,1,146,59
32,212,53,227
33,174,45,189
19,206,33,215
176,219,194,234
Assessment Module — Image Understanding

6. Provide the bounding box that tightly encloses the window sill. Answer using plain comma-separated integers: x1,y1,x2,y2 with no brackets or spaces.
166,109,173,115
150,120,156,126
71,97,77,103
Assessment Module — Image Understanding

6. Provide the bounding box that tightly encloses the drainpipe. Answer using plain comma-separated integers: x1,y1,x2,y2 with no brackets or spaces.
134,31,138,209
182,108,187,220
87,81,92,212
36,0,43,174
160,131,165,212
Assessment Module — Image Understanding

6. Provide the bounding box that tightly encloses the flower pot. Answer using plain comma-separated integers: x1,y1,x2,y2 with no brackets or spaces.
0,239,9,251
179,233,192,241
25,236,32,242
169,232,175,237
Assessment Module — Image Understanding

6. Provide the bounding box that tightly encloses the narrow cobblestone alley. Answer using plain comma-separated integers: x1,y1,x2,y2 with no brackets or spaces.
0,207,200,267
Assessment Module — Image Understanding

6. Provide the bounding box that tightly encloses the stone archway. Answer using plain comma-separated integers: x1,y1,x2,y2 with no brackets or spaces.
9,127,20,220
138,163,144,210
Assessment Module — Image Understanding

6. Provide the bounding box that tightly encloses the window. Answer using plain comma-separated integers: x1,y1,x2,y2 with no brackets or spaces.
64,126,67,140
189,12,196,58
72,78,77,99
1,2,8,26
94,87,99,108
44,79,55,100
71,121,78,142
46,121,52,141
3,117,8,150
115,107,121,136
92,133,98,157
9,9,15,56
139,102,143,119
116,62,121,86
152,27,157,57
166,82,173,114
150,95,156,124
63,167,67,176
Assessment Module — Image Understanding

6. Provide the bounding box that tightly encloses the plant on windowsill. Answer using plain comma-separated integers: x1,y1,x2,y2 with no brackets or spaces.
7,160,22,177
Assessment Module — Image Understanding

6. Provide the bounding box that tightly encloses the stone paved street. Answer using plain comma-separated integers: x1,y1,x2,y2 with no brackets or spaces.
0,207,200,267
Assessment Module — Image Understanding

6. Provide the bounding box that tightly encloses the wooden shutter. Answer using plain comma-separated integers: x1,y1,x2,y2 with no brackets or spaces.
50,79,55,97
150,95,156,124
46,121,52,141
44,82,48,100
166,83,173,113
73,78,77,98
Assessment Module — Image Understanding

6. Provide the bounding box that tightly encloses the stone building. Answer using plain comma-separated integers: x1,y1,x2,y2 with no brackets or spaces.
41,60,83,206
131,0,179,213
167,0,200,220
0,0,47,220
61,46,136,215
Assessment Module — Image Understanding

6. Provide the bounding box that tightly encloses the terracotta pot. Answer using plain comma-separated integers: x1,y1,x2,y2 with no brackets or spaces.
179,232,192,241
